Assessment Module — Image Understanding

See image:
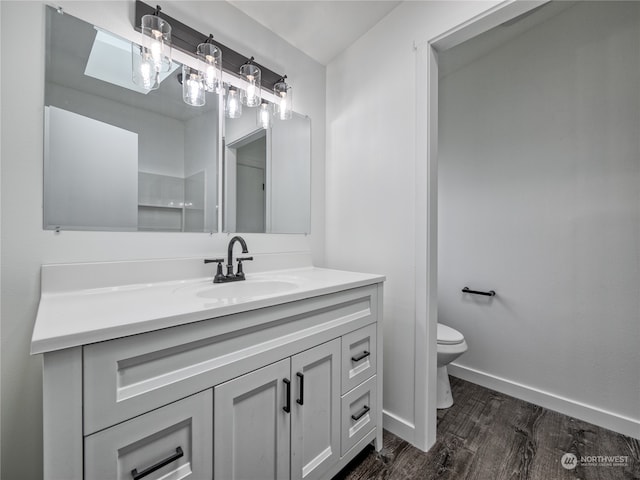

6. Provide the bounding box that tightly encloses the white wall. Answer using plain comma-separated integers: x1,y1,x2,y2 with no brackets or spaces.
325,0,499,447
439,1,640,437
0,1,325,478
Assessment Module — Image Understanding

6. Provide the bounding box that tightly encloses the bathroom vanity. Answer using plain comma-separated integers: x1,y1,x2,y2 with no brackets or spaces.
32,255,384,480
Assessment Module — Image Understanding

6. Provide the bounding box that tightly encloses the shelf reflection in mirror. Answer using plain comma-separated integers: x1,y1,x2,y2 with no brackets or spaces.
43,6,219,232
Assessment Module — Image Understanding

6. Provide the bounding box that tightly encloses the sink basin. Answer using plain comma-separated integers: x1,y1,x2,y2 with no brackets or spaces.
175,278,299,302
197,280,298,300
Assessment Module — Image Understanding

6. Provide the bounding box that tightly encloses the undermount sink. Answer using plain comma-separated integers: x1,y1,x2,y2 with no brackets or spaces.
176,278,300,302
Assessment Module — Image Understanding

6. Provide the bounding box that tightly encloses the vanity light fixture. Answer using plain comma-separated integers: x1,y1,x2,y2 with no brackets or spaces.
273,76,293,120
132,0,293,118
225,86,242,118
132,5,172,90
257,100,272,129
240,57,261,107
197,35,222,94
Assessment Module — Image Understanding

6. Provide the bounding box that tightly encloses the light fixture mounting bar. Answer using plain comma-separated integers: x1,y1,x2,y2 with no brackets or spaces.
134,0,284,93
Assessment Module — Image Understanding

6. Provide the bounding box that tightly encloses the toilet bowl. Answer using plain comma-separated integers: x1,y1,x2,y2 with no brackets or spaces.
437,323,467,409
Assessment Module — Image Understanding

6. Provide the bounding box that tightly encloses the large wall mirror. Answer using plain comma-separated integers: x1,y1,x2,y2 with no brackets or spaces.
43,6,311,234
224,113,310,233
44,6,219,232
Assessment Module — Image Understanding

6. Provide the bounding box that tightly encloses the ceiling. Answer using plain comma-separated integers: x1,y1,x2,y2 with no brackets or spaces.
438,1,578,78
227,1,402,65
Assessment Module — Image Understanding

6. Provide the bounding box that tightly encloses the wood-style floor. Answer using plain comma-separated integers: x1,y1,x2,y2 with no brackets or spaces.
336,377,640,480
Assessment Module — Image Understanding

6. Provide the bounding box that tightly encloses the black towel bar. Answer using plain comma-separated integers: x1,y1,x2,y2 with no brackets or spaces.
462,287,496,297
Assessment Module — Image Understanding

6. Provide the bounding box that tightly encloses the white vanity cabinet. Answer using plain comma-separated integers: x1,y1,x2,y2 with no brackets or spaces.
38,277,383,480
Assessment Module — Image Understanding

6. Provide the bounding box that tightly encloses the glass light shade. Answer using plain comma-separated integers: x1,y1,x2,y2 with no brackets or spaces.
182,65,205,106
197,42,222,93
225,87,242,118
131,45,160,90
140,14,171,73
239,63,261,107
273,79,293,120
257,101,272,129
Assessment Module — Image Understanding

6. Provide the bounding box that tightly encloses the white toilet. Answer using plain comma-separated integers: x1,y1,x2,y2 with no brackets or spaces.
437,323,468,409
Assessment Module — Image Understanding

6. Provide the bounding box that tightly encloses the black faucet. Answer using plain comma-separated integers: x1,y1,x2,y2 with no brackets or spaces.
226,236,248,276
204,236,253,283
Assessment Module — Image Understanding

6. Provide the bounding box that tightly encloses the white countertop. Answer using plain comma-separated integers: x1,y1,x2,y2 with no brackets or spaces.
31,260,384,355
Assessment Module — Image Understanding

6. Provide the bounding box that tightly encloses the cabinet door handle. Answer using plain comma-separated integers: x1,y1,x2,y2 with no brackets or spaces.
296,372,304,405
283,378,291,413
131,446,184,480
351,350,370,362
351,405,370,421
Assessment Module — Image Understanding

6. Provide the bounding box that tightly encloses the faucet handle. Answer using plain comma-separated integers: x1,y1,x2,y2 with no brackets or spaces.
204,258,225,264
204,258,226,283
235,257,253,279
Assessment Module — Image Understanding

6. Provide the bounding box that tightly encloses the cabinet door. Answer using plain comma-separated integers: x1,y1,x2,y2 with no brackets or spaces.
214,358,291,480
291,339,341,480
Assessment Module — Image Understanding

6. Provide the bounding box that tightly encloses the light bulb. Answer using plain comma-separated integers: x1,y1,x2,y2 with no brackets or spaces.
240,63,261,107
140,60,153,89
140,14,171,73
226,88,242,118
150,37,162,69
279,93,288,120
187,74,200,104
258,102,271,129
197,42,221,93
205,64,216,91
273,77,292,120
132,45,159,90
246,75,256,100
229,95,239,116
182,65,205,106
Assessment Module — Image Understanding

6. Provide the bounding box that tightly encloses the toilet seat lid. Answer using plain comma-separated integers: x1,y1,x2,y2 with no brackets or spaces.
437,323,464,345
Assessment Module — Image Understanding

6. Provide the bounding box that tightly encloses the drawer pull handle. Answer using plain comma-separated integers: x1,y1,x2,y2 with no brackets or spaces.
131,446,184,480
351,350,370,362
351,405,370,421
283,378,291,413
296,372,304,405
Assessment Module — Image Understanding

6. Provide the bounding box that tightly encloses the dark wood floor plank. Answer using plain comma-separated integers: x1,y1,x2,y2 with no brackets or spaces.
338,377,640,480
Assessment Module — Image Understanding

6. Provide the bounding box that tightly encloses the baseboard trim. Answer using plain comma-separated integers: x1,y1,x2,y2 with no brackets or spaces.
448,363,640,440
383,409,415,444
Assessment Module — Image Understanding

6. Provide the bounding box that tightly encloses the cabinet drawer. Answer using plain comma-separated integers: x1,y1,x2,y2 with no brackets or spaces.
341,375,377,456
83,285,378,434
85,390,212,480
341,323,376,393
